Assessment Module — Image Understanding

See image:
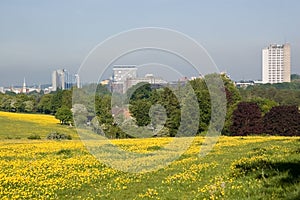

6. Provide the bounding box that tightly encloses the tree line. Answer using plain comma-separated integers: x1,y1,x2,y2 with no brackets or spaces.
0,74,299,137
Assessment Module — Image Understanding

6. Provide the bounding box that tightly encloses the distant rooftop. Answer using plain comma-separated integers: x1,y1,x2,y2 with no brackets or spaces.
267,43,290,49
113,65,137,69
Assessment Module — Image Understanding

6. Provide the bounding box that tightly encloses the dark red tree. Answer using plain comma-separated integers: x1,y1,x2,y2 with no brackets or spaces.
263,106,300,136
230,102,263,136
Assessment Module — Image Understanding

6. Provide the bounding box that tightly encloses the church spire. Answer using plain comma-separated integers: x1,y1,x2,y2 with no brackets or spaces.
22,77,26,93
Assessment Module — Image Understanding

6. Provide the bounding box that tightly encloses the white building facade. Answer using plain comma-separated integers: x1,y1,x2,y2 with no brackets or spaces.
112,66,137,93
262,43,291,84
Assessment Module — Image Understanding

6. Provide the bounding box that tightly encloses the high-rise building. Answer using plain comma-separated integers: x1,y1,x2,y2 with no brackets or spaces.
111,65,168,93
113,65,137,82
262,43,291,84
75,74,80,89
112,65,137,93
52,69,65,91
52,69,80,91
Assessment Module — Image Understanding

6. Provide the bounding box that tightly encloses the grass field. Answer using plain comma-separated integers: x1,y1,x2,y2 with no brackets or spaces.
0,112,299,199
0,111,79,139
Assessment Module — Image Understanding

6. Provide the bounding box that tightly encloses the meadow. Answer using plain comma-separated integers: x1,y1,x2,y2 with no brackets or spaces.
0,111,78,139
0,112,299,199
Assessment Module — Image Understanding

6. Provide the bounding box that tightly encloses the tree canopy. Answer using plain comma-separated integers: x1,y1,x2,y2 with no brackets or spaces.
55,106,73,125
1,74,300,138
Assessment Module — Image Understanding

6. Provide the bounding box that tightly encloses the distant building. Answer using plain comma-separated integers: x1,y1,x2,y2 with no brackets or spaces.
52,69,64,91
112,66,137,93
125,74,168,92
75,74,81,88
111,66,168,93
21,77,27,94
0,87,4,94
52,69,80,91
113,65,137,82
235,80,255,88
100,79,110,85
262,43,291,84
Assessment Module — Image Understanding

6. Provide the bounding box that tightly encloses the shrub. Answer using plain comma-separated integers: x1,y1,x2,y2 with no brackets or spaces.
56,149,72,155
27,134,41,140
47,132,72,140
263,105,300,136
230,102,263,136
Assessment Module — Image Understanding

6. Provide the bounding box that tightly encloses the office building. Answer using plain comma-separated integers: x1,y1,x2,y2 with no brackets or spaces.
52,69,80,91
113,65,137,82
111,66,168,93
262,43,291,84
75,74,80,88
112,65,137,93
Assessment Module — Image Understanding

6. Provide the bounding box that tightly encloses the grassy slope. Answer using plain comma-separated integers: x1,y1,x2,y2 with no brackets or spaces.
0,111,79,139
0,112,299,199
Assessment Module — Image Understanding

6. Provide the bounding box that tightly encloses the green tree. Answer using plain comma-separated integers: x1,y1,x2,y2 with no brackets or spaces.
190,78,211,133
159,87,181,137
129,99,152,126
239,83,300,106
248,97,278,115
291,73,300,81
71,104,88,127
127,82,152,101
51,89,63,113
96,84,111,95
217,74,241,135
62,90,72,109
220,74,241,107
24,100,34,113
15,94,29,112
128,83,153,127
72,87,95,119
0,95,14,111
190,74,230,134
55,106,73,125
37,94,53,114
95,95,114,125
94,94,129,138
178,84,200,137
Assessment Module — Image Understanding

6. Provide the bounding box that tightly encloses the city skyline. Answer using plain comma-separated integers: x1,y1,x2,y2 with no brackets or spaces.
1,0,300,86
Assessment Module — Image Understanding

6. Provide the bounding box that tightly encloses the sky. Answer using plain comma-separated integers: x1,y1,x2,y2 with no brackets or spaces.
0,0,299,86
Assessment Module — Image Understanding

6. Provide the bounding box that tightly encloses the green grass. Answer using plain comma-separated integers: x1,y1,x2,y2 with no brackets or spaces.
0,111,299,199
0,111,79,139
1,137,299,199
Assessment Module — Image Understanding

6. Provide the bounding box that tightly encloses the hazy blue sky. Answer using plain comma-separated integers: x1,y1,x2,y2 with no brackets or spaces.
0,0,299,86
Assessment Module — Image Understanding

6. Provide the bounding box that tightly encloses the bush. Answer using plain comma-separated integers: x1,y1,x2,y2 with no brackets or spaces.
47,132,72,140
230,102,263,136
27,134,41,140
56,149,72,155
263,105,300,136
